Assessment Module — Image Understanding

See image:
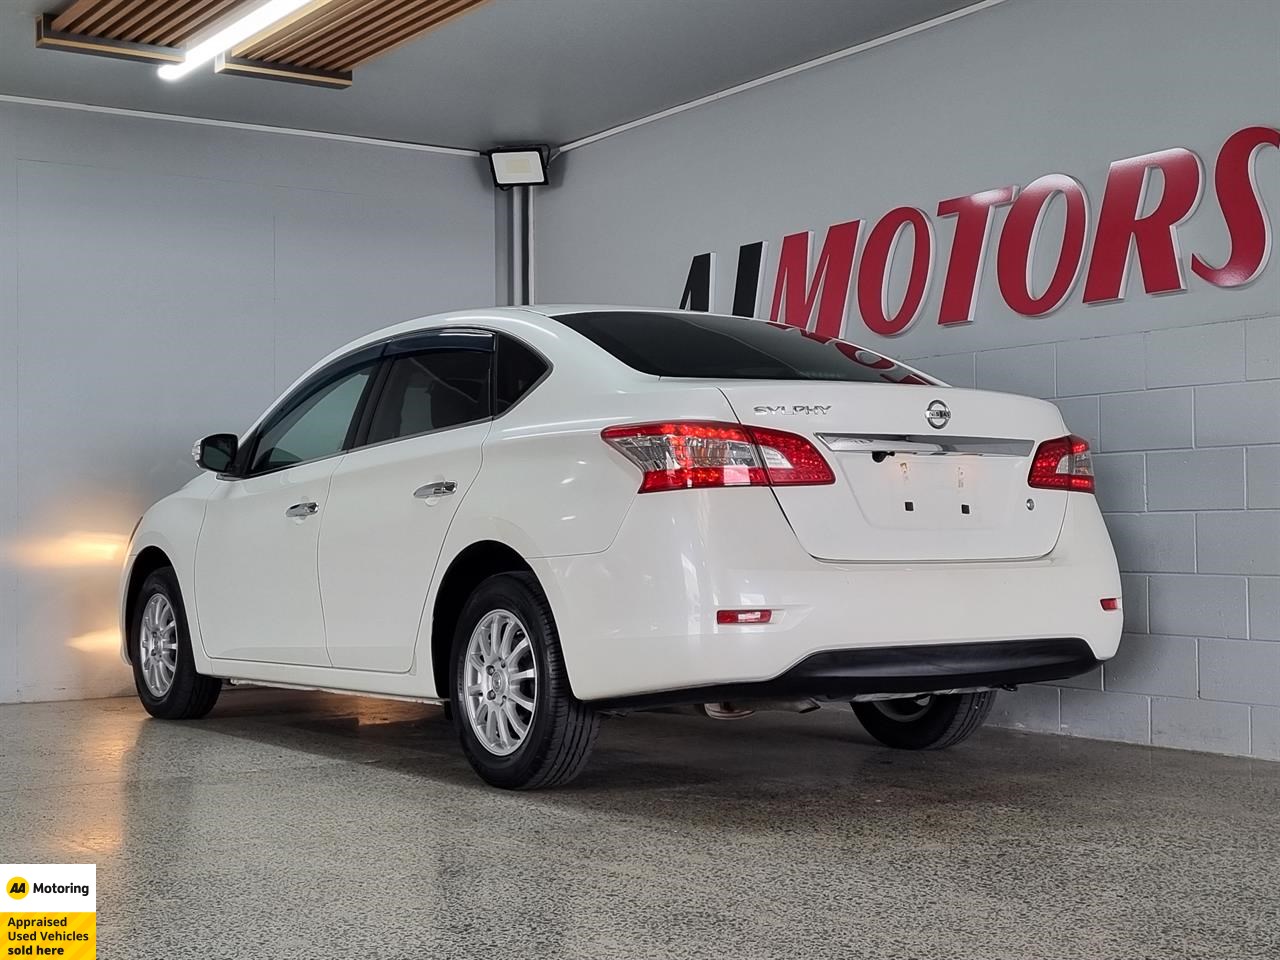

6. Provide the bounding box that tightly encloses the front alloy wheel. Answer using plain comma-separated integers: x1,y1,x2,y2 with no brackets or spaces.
138,592,179,698
129,567,221,720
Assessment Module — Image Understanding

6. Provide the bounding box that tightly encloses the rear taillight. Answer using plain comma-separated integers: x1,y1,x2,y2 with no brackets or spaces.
749,426,838,486
602,420,835,493
1028,434,1095,493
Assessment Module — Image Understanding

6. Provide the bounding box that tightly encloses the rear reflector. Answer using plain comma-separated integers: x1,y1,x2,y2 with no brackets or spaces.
1100,597,1120,611
716,609,773,625
1028,434,1095,493
602,421,834,493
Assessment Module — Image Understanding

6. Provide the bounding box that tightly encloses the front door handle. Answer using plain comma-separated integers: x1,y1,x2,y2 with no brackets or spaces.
414,481,457,499
285,501,319,518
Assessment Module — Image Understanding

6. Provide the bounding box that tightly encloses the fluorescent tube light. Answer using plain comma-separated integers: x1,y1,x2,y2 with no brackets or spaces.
158,0,313,81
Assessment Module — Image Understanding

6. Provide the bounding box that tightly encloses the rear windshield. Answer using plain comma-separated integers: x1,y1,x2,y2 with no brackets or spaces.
552,311,937,384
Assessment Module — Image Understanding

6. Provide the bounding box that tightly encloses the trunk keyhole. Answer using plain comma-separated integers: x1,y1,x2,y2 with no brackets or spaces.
961,503,971,515
904,501,914,512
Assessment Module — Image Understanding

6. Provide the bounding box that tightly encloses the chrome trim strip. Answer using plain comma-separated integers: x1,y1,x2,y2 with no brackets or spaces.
817,433,1033,457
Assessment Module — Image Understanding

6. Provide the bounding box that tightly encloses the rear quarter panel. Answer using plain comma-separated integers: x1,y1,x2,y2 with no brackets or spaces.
418,352,745,694
455,376,745,558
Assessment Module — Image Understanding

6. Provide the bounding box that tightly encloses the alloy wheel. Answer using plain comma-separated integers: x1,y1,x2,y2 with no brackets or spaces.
463,609,538,756
139,593,178,698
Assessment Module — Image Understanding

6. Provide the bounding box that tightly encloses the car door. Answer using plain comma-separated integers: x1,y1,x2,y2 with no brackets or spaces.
319,330,495,672
194,349,380,665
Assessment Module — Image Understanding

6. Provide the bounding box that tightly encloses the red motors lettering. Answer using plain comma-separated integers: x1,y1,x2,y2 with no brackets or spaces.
679,124,1278,336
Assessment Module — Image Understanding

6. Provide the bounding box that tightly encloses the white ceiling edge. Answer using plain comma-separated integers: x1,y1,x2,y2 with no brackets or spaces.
0,93,480,156
556,0,1009,153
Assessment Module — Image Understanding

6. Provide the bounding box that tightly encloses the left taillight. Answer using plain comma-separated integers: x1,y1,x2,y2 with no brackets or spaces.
601,420,835,493
1028,434,1095,493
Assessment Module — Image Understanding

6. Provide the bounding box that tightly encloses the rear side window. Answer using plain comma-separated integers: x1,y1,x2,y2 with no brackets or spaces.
366,349,492,444
553,311,936,384
494,335,549,414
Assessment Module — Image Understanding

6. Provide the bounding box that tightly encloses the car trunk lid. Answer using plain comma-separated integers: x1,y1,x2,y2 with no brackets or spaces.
715,383,1070,562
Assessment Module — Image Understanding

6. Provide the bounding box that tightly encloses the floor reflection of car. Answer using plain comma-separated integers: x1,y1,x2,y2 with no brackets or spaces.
121,307,1123,788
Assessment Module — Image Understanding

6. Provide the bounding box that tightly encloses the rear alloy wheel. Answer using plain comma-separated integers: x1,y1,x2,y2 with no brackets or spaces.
451,573,599,789
852,691,996,750
463,610,539,756
129,568,221,720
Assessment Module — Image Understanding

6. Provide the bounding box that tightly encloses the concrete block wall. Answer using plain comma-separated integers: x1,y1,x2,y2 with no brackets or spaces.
915,315,1280,759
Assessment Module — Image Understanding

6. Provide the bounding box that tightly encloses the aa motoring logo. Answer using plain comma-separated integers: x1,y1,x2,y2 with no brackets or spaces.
679,124,1278,339
3,870,92,900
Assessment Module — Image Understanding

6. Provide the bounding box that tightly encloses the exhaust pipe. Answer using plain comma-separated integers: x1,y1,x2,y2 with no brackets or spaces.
701,698,820,719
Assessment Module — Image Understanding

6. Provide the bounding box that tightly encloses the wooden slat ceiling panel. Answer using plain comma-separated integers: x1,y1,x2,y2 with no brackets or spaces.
52,0,247,46
90,0,161,38
284,0,446,67
48,0,490,75
319,0,477,69
137,0,245,46
239,0,373,63
52,0,138,34
236,0,489,71
49,0,102,32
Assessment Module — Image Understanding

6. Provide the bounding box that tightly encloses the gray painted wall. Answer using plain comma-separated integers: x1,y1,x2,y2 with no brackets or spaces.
0,101,497,703
535,0,1280,758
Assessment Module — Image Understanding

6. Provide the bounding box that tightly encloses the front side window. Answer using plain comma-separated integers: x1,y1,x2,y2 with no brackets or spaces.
552,311,937,384
366,349,492,444
250,365,373,473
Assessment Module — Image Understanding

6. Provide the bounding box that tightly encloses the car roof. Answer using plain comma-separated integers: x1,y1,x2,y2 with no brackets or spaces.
530,304,687,317
246,305,938,437
243,305,674,437
354,304,685,339
344,304,728,353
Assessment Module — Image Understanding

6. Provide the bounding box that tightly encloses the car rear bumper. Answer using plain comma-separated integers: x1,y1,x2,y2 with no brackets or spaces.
587,638,1099,710
532,488,1123,702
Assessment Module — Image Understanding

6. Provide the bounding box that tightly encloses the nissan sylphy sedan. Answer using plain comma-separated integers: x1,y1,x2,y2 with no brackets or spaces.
121,307,1122,788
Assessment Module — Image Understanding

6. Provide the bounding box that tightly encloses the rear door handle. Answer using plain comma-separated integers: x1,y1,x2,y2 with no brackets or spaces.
414,481,457,499
285,501,319,518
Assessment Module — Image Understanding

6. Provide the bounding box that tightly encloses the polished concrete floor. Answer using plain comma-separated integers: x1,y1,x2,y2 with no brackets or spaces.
1,690,1277,960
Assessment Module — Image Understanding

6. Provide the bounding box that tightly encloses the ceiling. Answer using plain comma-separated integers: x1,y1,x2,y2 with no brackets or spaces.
0,0,983,150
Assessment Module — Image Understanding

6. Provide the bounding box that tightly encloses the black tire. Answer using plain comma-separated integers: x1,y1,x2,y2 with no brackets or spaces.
852,691,995,750
451,573,598,789
129,568,221,720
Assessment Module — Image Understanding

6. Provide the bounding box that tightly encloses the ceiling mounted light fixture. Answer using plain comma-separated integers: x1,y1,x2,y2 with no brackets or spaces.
486,146,551,189
158,0,314,81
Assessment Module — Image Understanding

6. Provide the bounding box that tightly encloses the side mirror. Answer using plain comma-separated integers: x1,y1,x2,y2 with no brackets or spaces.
192,434,239,473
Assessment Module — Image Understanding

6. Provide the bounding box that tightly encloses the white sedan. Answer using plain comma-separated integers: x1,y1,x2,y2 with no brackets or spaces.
121,307,1122,788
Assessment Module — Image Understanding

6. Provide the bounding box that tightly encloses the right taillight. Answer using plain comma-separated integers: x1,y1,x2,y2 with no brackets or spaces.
602,420,834,493
1028,434,1095,493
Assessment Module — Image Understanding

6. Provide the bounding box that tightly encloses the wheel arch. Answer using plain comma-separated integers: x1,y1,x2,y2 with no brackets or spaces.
428,540,537,699
121,545,174,665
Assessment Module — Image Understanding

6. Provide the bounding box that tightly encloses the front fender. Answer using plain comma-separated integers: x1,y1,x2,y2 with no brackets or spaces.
119,477,214,666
